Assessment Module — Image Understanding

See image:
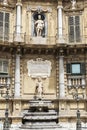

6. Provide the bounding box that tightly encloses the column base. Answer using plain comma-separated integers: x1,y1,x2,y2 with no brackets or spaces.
56,37,66,44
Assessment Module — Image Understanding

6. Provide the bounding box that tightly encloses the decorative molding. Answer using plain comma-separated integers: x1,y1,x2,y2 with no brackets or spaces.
63,1,84,12
26,6,52,13
59,49,64,56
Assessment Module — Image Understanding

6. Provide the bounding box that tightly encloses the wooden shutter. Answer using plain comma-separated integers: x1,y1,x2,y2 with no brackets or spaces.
0,12,9,41
68,16,80,42
0,12,3,39
81,63,86,75
5,13,9,40
66,63,71,74
68,16,74,42
75,16,80,42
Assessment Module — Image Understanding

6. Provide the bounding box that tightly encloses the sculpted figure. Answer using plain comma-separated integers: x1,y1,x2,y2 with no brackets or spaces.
35,15,44,36
35,77,43,99
71,0,76,9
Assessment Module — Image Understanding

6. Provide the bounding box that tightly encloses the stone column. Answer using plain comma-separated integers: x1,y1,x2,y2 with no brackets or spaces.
14,54,20,97
14,0,22,97
56,55,59,97
14,0,22,41
16,0,22,33
59,51,65,98
57,6,63,36
57,5,64,43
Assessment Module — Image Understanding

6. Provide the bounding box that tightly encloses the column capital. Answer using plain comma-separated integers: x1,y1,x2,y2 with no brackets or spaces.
16,0,22,6
59,49,64,56
57,5,63,9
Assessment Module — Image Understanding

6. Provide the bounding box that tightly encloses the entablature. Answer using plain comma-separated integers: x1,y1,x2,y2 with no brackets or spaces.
0,43,86,57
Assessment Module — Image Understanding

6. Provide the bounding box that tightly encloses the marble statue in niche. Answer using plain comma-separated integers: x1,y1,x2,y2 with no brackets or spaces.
34,13,45,37
34,15,44,36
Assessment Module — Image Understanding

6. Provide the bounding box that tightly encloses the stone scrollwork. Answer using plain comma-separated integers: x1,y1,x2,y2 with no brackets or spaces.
27,58,52,78
63,0,84,12
27,6,52,13
71,0,76,10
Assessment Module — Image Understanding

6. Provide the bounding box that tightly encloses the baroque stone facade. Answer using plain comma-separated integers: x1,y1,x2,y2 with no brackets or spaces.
0,0,87,129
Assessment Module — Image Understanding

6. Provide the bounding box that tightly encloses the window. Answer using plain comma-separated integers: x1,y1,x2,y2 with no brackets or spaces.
67,63,85,75
68,16,80,42
0,60,8,74
0,12,9,41
71,63,80,74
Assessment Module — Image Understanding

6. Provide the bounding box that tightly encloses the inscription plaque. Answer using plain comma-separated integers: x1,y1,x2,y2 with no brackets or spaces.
27,58,52,78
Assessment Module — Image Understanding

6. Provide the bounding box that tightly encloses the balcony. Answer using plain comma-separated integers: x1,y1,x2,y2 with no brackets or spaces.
67,75,86,89
0,33,86,46
0,75,10,87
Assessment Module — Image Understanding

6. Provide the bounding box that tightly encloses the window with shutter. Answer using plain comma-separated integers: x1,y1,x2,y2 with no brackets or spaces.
71,63,81,74
0,60,8,74
0,12,9,41
66,63,86,75
68,16,80,43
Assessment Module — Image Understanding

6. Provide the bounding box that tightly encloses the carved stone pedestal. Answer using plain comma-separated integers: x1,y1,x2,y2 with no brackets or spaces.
31,37,47,45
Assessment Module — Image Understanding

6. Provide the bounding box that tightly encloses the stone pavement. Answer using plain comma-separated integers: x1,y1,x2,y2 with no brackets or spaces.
9,122,87,130
0,122,87,130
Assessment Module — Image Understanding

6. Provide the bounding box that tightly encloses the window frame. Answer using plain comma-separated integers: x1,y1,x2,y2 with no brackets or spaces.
0,59,8,75
66,62,86,75
68,15,81,43
0,11,9,41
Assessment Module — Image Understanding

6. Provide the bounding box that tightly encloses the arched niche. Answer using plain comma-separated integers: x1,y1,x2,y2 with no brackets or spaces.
31,12,47,37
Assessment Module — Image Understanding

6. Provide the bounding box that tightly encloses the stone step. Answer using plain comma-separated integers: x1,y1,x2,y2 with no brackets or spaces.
23,115,58,120
20,124,61,129
18,128,58,130
24,111,57,116
21,99,58,130
25,122,57,125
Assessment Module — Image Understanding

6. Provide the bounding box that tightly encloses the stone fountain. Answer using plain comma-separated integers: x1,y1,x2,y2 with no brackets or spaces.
19,77,59,129
20,99,59,130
